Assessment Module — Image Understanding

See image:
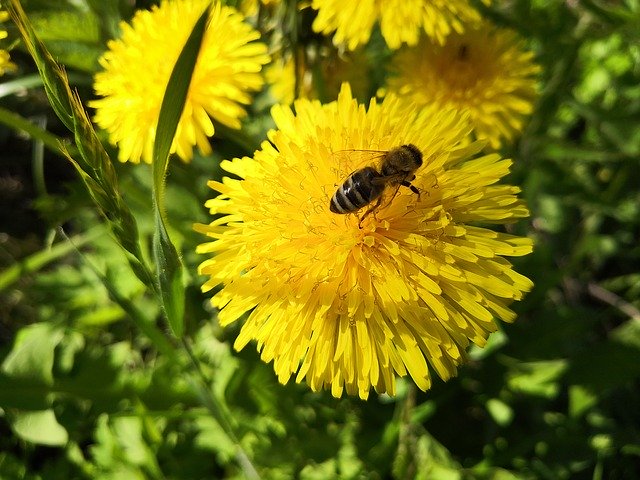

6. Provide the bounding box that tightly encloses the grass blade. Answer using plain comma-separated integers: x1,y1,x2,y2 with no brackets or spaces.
151,3,210,337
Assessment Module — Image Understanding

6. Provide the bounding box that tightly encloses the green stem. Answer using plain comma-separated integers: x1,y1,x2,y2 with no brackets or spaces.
105,283,177,360
0,72,90,99
0,228,101,291
0,106,78,158
31,115,48,197
0,73,44,98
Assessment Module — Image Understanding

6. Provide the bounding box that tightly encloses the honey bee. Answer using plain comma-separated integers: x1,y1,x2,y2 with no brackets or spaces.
329,144,423,226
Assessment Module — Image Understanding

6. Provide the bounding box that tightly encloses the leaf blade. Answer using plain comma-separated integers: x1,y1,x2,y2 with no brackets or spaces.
151,4,210,337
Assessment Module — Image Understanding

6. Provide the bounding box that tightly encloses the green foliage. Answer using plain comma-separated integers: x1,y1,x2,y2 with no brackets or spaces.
1,0,639,479
30,10,103,72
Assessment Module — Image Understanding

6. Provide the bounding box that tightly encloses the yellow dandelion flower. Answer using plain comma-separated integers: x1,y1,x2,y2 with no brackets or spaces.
0,11,17,76
196,84,533,399
311,0,485,50
265,50,371,104
90,0,270,164
385,24,541,149
265,56,304,105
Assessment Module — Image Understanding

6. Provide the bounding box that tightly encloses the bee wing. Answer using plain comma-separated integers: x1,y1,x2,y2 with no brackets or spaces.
330,149,387,180
371,172,407,185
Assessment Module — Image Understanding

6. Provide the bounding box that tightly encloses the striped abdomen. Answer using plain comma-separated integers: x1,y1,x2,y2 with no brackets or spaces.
330,167,385,214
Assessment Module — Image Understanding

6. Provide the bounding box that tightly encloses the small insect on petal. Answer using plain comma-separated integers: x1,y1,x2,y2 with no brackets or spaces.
330,144,423,228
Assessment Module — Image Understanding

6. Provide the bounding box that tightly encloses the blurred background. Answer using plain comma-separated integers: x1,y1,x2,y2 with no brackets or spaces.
1,0,639,478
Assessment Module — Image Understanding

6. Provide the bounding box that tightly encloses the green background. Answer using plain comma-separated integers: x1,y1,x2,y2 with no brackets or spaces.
1,0,639,478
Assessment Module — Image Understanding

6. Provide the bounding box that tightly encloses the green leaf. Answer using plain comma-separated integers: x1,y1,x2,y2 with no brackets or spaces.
151,4,210,337
610,318,640,349
152,5,209,181
506,360,568,398
110,417,158,469
91,415,157,478
1,323,64,385
10,409,69,446
31,11,101,43
194,416,238,464
412,434,462,480
486,398,514,426
31,10,103,72
569,385,599,418
5,0,74,130
300,460,338,480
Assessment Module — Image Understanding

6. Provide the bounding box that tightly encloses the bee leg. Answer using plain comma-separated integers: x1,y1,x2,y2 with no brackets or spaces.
401,181,422,201
358,197,384,229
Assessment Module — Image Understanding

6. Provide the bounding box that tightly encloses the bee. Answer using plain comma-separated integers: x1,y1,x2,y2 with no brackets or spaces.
329,144,423,226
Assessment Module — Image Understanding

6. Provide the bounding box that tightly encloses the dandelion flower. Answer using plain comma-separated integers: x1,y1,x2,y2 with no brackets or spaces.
311,0,485,50
91,0,270,164
265,50,371,104
0,11,17,76
265,56,301,105
385,24,541,149
196,84,533,399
